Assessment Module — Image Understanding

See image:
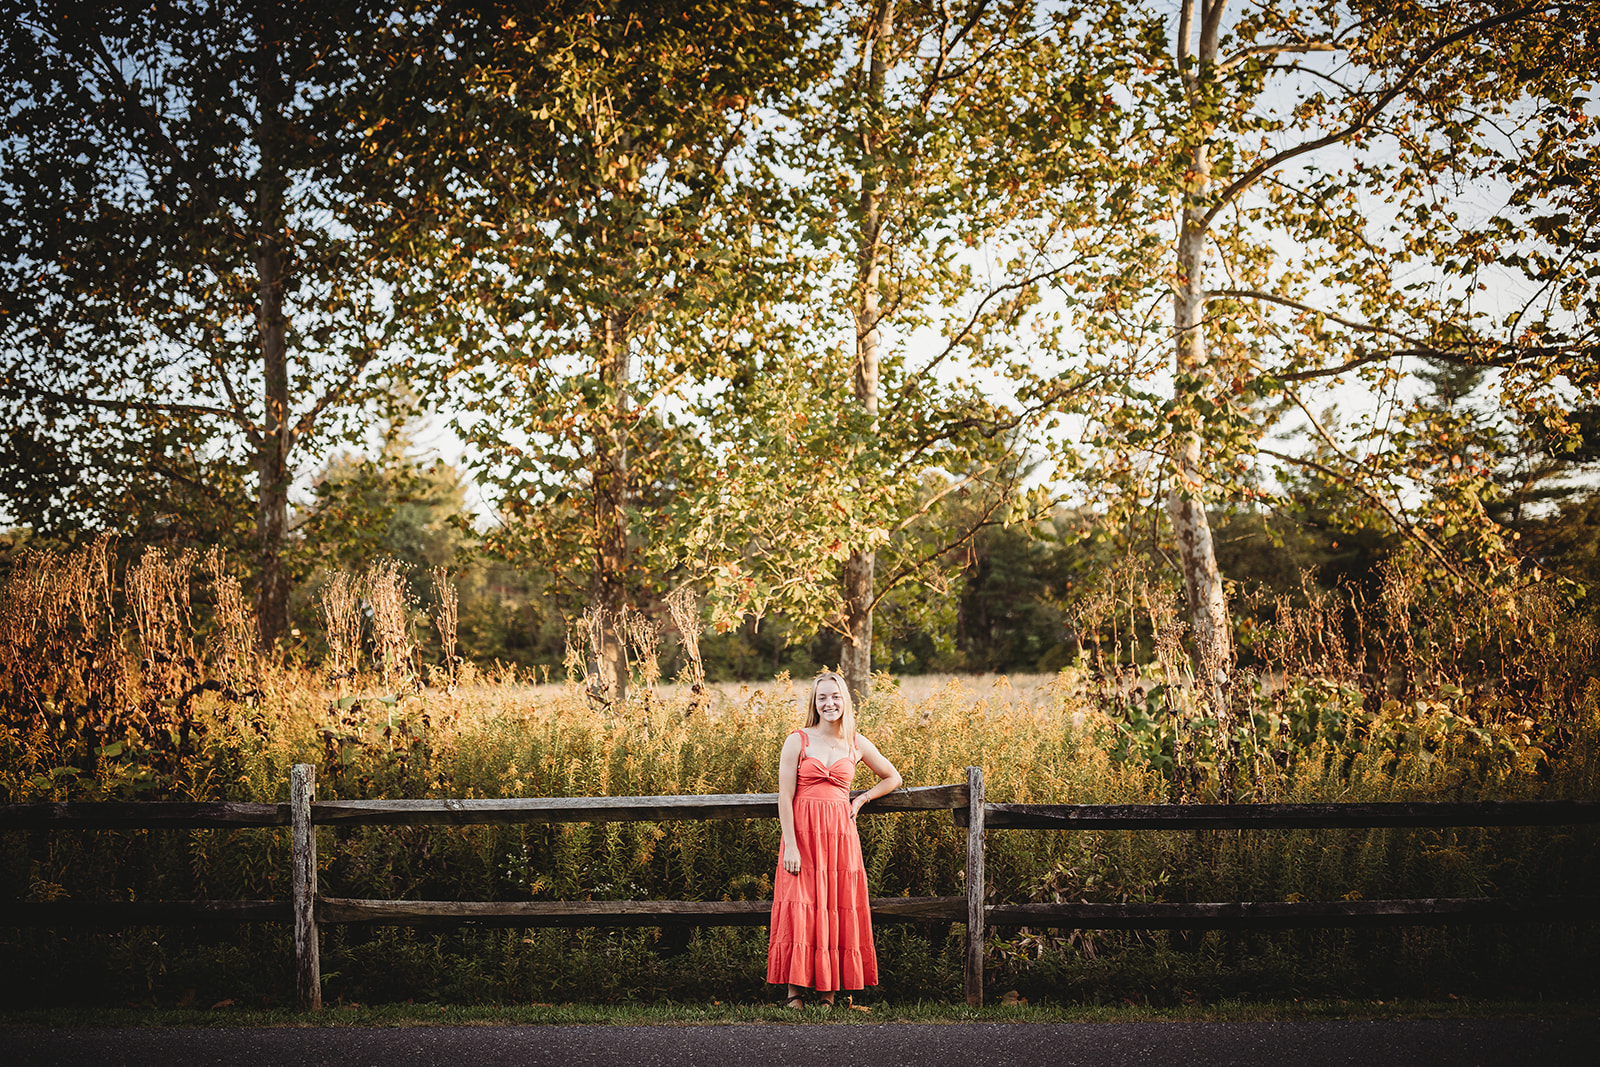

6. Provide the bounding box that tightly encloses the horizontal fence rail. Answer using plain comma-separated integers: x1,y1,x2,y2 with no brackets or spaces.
314,896,969,927
961,800,1600,830
1,898,968,933
4,764,1596,1009
7,901,291,925
308,782,969,827
0,801,289,829
0,784,969,830
986,896,1600,930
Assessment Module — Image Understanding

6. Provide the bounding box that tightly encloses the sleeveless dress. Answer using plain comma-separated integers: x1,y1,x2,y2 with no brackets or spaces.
766,728,878,990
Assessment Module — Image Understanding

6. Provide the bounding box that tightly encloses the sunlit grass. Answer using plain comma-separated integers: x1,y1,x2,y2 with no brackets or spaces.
3,666,1595,1009
3,545,1598,1009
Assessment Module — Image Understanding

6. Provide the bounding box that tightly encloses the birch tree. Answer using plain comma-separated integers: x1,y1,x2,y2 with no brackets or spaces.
1032,0,1599,716
681,0,1126,704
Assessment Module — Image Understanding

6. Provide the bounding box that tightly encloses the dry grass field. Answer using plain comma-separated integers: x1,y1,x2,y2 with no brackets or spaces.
2,543,1597,1008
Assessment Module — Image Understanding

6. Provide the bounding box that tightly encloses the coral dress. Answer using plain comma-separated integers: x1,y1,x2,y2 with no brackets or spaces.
767,728,878,990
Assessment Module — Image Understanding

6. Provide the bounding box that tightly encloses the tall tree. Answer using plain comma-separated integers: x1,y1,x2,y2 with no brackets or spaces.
839,0,898,704
682,0,1113,703
357,0,826,705
1028,0,1599,715
0,0,433,645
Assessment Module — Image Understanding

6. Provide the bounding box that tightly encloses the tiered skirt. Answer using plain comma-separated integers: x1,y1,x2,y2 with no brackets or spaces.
766,787,877,990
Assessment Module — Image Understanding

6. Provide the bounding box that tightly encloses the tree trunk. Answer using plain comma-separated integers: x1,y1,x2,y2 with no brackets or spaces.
1170,0,1232,711
840,551,874,706
1170,172,1232,694
841,0,896,709
595,307,631,707
253,16,290,651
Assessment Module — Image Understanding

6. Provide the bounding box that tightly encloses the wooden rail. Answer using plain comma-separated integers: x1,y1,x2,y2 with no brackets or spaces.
309,782,969,826
986,896,1600,930
314,896,968,926
3,765,1596,1010
0,783,970,829
961,800,1600,830
0,801,288,828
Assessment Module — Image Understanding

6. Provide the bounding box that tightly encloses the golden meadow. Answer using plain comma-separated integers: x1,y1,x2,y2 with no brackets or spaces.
2,541,1597,1007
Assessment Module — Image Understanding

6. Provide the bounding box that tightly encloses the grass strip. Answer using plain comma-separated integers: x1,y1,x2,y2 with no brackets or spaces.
2,996,1596,1029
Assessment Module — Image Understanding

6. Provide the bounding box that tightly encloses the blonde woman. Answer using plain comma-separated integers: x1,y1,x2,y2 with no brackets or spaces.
768,671,903,1008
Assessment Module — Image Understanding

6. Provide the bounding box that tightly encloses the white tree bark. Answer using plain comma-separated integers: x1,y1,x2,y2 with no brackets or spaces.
1170,0,1233,709
841,0,897,707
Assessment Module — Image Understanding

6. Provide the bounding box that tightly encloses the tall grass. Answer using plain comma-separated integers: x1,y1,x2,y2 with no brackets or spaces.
0,546,1596,1008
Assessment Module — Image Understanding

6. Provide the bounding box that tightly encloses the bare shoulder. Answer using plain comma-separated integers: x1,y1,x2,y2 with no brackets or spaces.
854,733,882,757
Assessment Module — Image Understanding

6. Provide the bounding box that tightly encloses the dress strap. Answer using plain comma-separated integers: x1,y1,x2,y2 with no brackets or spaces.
790,728,808,756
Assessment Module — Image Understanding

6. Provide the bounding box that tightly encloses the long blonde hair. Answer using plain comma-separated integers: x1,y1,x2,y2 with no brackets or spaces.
803,670,857,743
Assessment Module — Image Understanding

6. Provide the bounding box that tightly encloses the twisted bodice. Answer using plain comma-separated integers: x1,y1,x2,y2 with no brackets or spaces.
793,728,858,802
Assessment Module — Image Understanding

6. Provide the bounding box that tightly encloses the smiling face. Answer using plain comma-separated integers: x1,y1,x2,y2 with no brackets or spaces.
813,678,846,722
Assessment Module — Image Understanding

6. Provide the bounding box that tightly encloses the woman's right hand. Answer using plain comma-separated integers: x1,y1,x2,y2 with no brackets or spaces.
781,840,800,875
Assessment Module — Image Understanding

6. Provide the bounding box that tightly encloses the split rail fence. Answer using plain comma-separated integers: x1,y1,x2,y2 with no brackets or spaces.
5,764,1598,1008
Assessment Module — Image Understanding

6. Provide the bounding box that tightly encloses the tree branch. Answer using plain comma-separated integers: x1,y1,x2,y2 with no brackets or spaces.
920,0,1037,110
1271,382,1481,585
1201,3,1553,229
890,465,997,535
130,459,238,503
1217,41,1339,73
289,301,384,445
11,382,251,428
894,256,1081,408
201,335,262,450
1206,287,1428,345
1268,61,1369,104
870,478,1014,614
1199,0,1226,68
1176,0,1198,105
1260,445,1477,587
70,19,226,219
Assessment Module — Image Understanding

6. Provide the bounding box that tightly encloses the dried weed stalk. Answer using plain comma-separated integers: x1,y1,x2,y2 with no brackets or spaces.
1,539,115,687
666,586,708,714
562,620,587,686
126,548,198,698
429,566,459,688
621,606,662,690
318,569,363,680
4,535,115,646
364,558,416,691
583,604,617,705
203,548,257,694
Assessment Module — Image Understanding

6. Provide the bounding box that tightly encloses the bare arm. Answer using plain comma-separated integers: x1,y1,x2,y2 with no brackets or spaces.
777,731,803,874
849,735,904,819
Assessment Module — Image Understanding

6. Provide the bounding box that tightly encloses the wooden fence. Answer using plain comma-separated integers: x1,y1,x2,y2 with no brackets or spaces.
4,764,1598,1009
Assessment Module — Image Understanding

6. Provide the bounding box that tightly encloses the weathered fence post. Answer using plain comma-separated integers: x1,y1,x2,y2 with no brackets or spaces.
964,764,985,1008
291,762,321,1011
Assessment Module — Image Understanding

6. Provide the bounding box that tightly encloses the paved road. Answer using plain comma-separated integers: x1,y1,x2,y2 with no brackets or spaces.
4,1020,1596,1067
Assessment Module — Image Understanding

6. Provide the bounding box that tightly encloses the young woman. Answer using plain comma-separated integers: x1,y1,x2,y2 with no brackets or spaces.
767,671,903,1008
